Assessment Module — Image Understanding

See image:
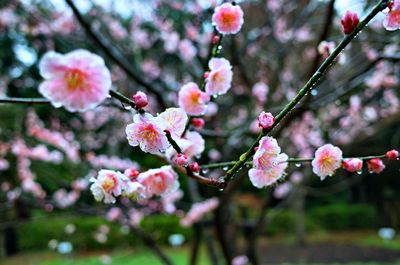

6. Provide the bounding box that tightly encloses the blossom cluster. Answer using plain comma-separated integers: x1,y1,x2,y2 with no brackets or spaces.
90,166,179,204
249,137,288,188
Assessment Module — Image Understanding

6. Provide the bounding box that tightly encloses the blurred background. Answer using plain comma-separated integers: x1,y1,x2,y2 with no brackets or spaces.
0,0,399,264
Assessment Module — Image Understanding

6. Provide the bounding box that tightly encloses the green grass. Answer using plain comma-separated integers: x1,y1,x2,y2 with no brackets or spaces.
1,247,211,265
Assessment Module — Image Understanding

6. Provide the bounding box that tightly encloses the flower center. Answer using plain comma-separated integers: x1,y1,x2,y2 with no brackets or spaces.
190,90,201,104
65,69,86,90
221,11,236,27
141,124,158,142
101,174,117,193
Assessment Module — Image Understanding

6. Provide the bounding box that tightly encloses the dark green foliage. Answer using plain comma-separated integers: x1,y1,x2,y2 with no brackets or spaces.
17,214,191,251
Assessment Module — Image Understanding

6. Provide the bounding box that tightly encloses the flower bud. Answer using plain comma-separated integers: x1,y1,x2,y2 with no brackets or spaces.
341,11,359,34
385,149,399,160
367,158,385,174
189,162,200,172
132,91,148,109
212,35,220,45
175,154,188,166
124,168,139,179
192,118,205,129
342,158,363,173
258,111,275,129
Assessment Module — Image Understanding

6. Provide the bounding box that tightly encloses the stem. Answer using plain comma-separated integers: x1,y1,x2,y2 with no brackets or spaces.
224,0,390,182
164,130,226,189
0,97,50,104
202,154,387,169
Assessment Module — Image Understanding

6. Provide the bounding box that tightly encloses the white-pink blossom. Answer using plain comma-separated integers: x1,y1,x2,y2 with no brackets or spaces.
312,144,343,180
90,169,128,204
158,108,188,140
137,166,179,198
249,136,288,188
178,82,210,116
212,3,244,35
205,57,233,96
383,0,400,31
125,113,169,154
38,49,111,112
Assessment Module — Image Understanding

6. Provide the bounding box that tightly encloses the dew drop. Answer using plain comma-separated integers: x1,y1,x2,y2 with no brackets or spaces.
219,188,224,192
107,95,112,98
123,104,132,110
311,90,318,96
357,170,362,175
295,163,301,168
222,166,229,171
212,95,218,99
202,169,209,174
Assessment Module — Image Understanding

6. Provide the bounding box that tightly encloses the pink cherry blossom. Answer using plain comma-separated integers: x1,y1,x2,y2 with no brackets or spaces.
125,113,169,154
212,3,244,35
258,111,275,129
383,0,400,31
367,158,385,173
90,169,129,204
253,136,282,170
180,198,219,227
205,57,233,96
178,82,210,116
249,153,288,188
137,166,179,198
252,82,269,104
342,158,363,173
312,144,343,180
249,136,288,188
38,49,111,112
165,130,205,161
232,256,249,265
158,108,188,140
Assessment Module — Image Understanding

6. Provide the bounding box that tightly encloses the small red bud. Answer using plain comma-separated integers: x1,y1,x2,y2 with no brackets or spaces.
212,35,220,45
341,11,359,34
132,91,148,109
189,162,200,172
385,149,399,160
192,118,205,129
204,71,210,79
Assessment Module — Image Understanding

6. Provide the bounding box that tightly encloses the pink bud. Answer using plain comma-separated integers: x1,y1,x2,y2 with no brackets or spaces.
189,162,200,172
385,149,399,160
367,158,385,174
212,35,220,45
341,11,359,34
192,118,205,129
204,71,210,79
258,111,275,129
124,168,139,179
342,158,363,173
132,91,148,109
175,154,188,166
